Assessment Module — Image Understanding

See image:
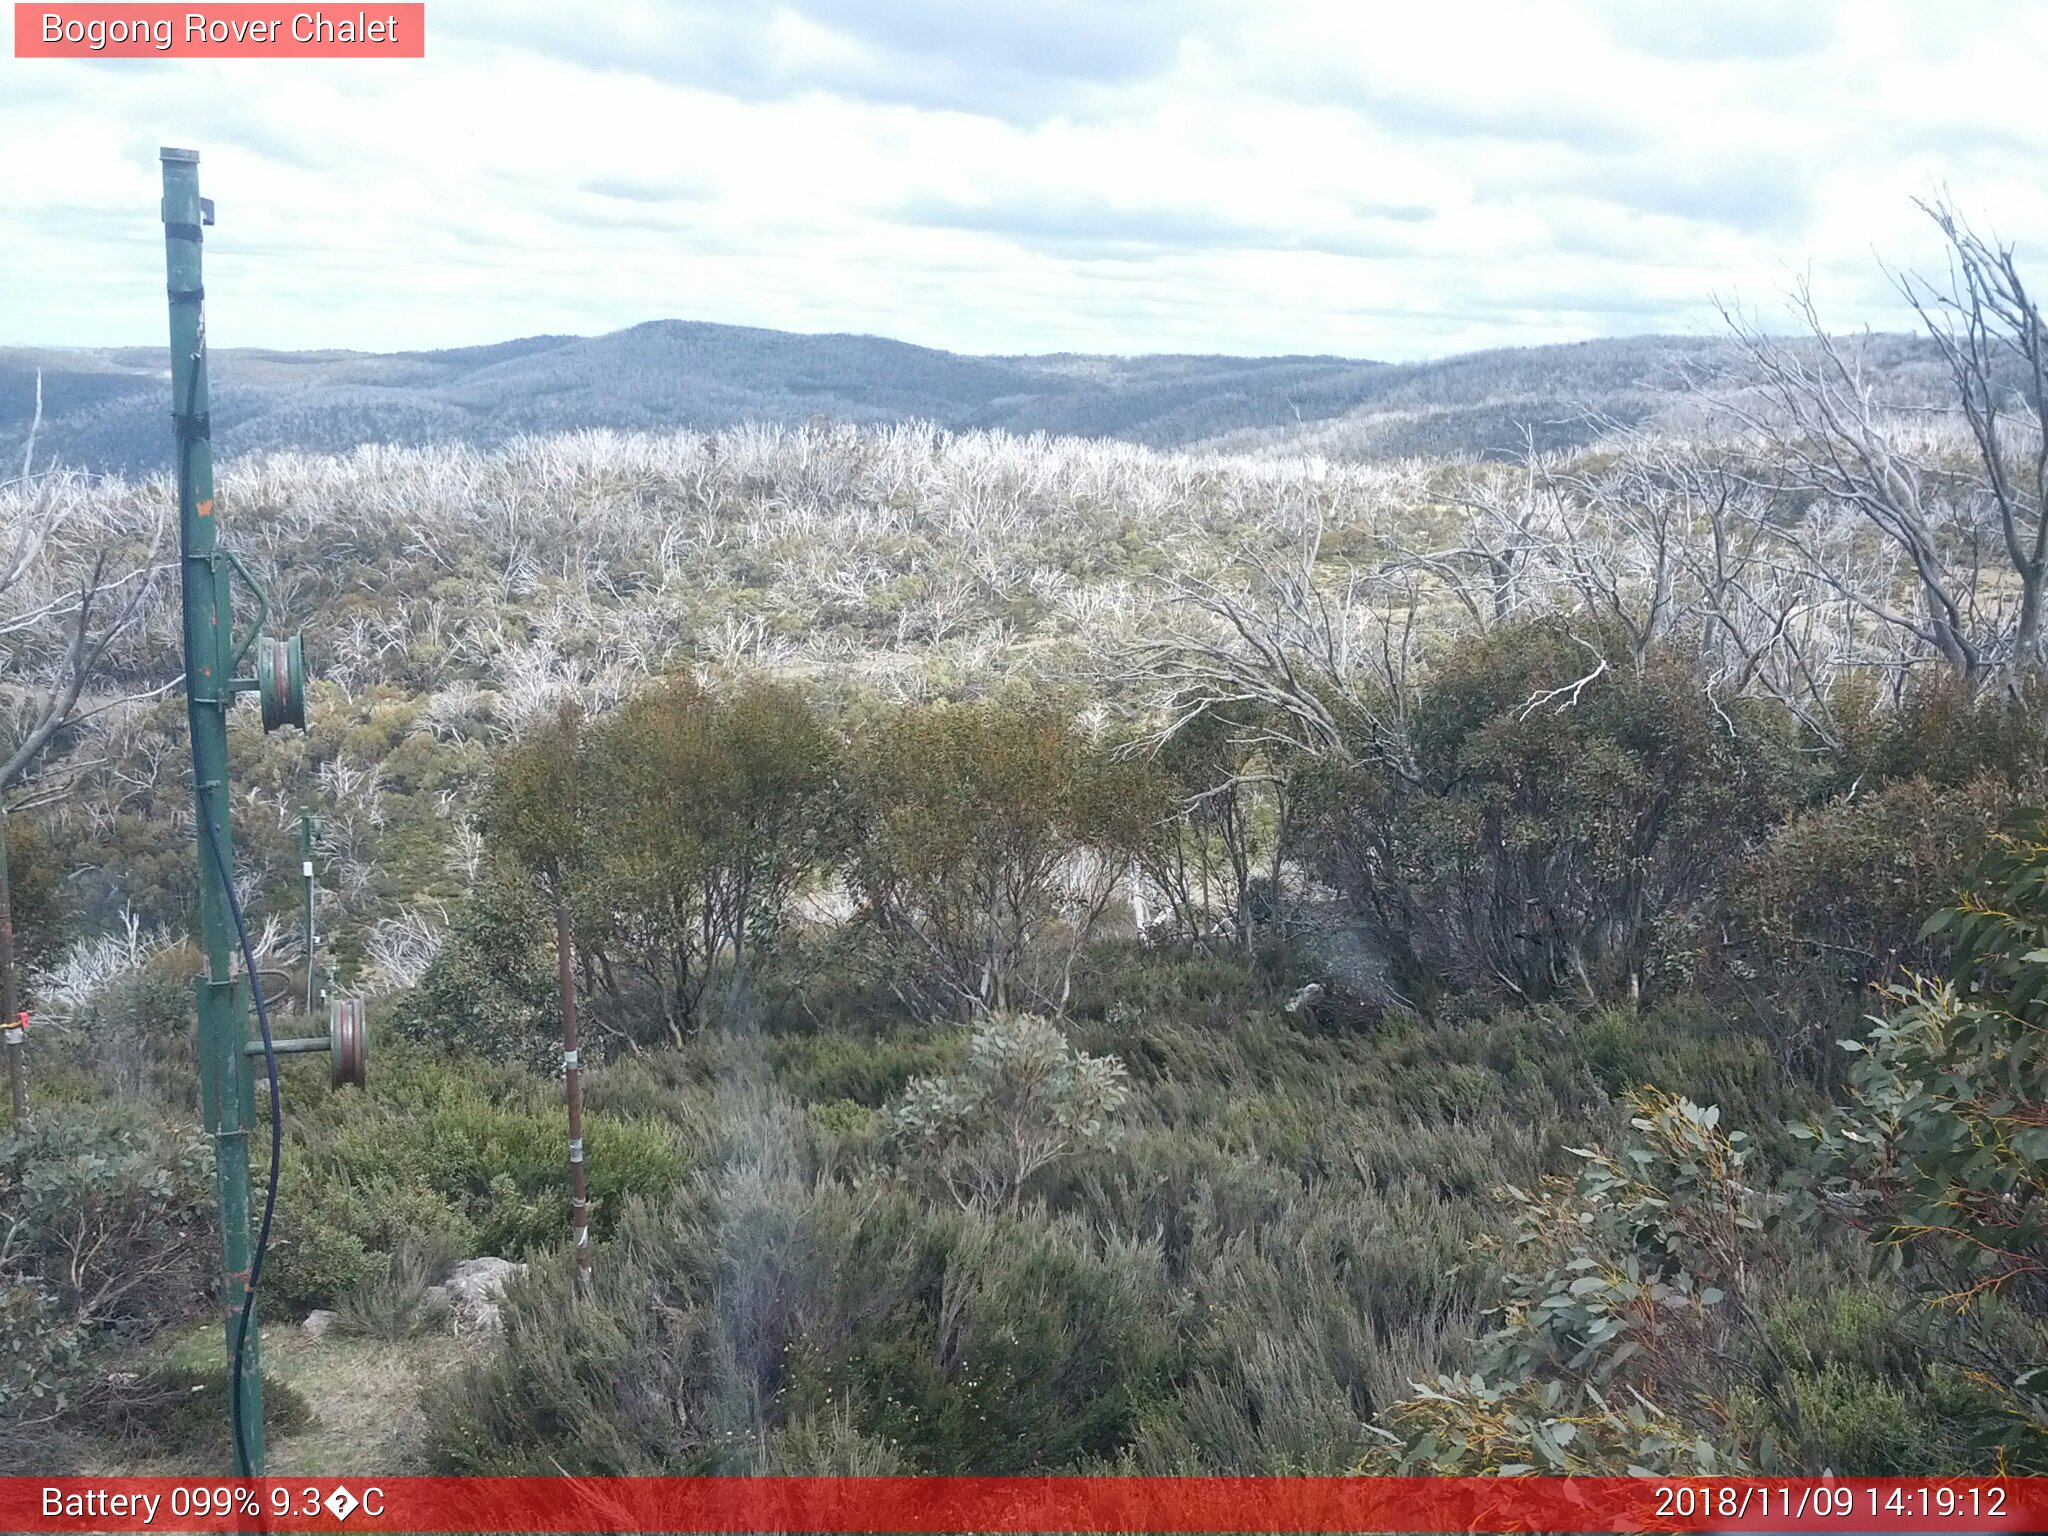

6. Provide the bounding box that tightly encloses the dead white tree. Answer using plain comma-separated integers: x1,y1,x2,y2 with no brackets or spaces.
1896,198,2048,677
1129,529,1422,783
1711,197,2048,693
0,438,169,1120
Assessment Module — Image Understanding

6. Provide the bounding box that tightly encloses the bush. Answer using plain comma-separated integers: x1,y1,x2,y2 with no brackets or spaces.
1,1102,213,1452
887,1014,1130,1211
386,877,560,1070
847,699,1156,1014
5,814,69,984
1833,670,2048,793
1373,1091,1768,1475
336,1240,457,1340
287,1047,687,1262
1733,774,2009,994
1793,815,2048,1465
264,1161,476,1315
0,1103,212,1336
768,1026,957,1108
424,1170,1177,1475
1307,618,1794,1006
481,677,849,1045
1,1280,87,1429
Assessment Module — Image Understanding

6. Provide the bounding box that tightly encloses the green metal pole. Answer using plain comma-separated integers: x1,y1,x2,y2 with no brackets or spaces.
161,146,265,1476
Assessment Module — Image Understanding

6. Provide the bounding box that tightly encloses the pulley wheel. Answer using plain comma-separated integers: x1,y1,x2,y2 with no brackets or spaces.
328,996,367,1088
258,633,309,733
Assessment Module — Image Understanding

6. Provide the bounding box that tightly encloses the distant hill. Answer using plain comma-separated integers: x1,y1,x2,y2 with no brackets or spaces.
0,321,1946,476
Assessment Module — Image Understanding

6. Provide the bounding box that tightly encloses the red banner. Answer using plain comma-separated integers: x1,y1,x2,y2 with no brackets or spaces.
2,1476,2042,1533
13,4,424,57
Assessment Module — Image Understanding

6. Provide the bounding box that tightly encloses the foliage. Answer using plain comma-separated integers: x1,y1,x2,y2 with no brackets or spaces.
849,699,1155,1013
1375,1091,1766,1475
1832,672,2048,795
1129,708,1282,948
1793,815,2048,1462
887,1013,1131,1210
1734,775,2010,994
264,1156,477,1316
0,1102,212,1336
479,676,846,1045
386,876,560,1070
4,814,68,985
269,1046,685,1294
1,1102,212,1445
1,1280,87,1428
31,385,2048,1477
1308,618,1792,1006
335,1239,458,1340
424,1164,1177,1475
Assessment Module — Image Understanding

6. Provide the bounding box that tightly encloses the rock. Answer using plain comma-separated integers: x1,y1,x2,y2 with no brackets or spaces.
434,1256,527,1335
301,1309,338,1339
1283,982,1326,1015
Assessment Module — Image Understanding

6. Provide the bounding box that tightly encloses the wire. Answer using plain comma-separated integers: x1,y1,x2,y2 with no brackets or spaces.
205,817,283,1481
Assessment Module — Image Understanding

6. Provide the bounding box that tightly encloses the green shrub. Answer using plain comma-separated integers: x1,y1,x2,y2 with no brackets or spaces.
0,1102,212,1335
1373,1091,1767,1475
1,1280,87,1428
887,1014,1130,1211
264,1140,479,1315
337,1241,457,1340
1306,618,1795,1005
768,1026,957,1107
386,877,560,1070
288,1047,686,1261
847,698,1157,1014
480,677,850,1045
1833,670,2048,793
5,814,70,984
424,1173,1176,1475
1792,815,2048,1465
1733,774,2009,993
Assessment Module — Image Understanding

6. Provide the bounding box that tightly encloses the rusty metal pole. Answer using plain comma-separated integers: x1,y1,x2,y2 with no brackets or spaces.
555,901,592,1297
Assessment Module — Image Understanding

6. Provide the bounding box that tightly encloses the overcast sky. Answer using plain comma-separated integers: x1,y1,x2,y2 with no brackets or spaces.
4,0,2046,361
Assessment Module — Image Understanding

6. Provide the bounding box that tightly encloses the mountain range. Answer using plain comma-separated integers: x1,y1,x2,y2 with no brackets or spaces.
0,320,1947,476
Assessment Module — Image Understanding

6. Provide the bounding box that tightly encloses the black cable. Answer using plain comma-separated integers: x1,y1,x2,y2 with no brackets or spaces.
205,817,283,1482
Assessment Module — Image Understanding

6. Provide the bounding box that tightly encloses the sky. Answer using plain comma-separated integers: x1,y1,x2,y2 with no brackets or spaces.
3,0,2046,361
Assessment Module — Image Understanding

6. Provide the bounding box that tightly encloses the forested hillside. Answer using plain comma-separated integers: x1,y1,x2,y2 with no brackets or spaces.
4,215,2045,1480
0,323,1949,477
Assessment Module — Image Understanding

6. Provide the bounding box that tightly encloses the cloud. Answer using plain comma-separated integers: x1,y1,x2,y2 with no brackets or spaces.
893,190,1429,260
1325,75,1645,153
435,0,1226,125
1535,154,1817,237
579,175,712,205
3,0,2046,363
1591,0,1839,61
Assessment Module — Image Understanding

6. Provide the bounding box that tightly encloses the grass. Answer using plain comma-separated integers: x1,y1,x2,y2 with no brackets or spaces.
80,1322,485,1476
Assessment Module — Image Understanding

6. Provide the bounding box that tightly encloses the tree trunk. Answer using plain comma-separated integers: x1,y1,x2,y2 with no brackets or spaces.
556,900,593,1300
1,808,24,1126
